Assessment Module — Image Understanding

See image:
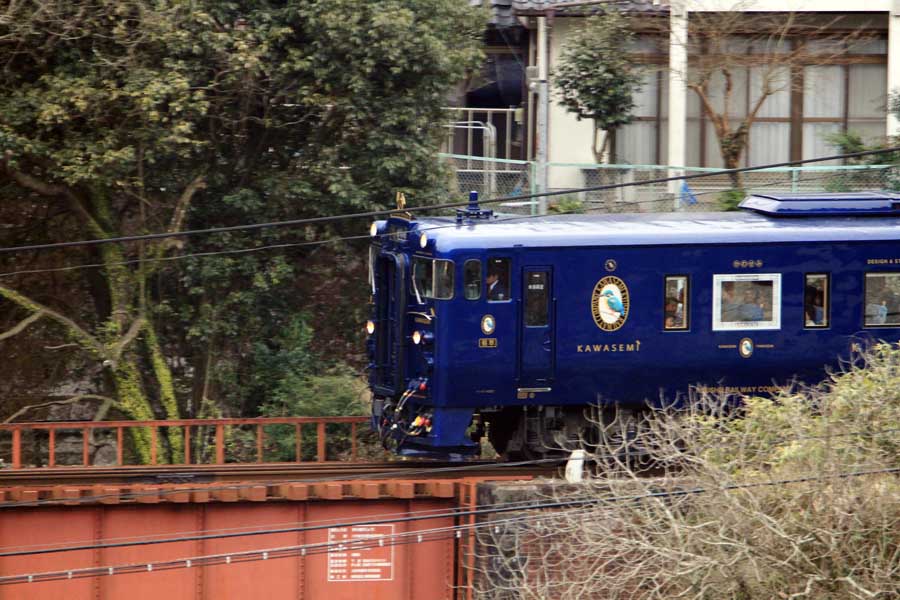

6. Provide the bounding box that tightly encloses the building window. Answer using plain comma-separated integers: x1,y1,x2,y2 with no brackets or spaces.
664,275,689,330
611,33,887,169
804,274,829,328
712,274,782,331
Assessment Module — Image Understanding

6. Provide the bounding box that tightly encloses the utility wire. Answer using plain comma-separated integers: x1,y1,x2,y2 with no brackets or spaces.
1,419,896,512
0,146,896,255
0,494,564,554
0,169,870,279
1,443,896,558
3,421,895,555
1,465,896,584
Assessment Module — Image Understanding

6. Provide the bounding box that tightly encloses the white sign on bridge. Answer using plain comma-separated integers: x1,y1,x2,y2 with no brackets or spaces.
327,525,395,582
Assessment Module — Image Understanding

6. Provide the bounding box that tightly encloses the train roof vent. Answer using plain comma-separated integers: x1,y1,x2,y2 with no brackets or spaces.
739,191,900,217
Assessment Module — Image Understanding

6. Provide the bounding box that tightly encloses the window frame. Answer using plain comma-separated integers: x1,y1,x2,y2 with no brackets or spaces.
863,271,900,328
663,275,690,331
803,273,830,329
712,273,782,332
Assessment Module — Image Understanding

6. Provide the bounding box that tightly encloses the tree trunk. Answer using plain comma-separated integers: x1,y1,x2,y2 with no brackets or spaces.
719,123,749,190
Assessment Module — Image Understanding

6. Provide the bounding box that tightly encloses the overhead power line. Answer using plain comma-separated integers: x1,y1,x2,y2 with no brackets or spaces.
2,422,895,557
0,146,896,255
0,168,882,279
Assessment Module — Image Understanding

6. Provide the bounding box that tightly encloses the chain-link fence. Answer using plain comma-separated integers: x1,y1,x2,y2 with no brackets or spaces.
439,154,899,215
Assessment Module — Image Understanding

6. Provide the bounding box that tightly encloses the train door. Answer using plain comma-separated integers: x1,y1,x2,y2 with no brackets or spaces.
372,252,406,396
519,267,555,386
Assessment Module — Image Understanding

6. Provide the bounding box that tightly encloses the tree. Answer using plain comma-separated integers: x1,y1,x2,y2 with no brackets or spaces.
676,10,868,189
0,0,484,460
824,93,900,192
554,12,644,165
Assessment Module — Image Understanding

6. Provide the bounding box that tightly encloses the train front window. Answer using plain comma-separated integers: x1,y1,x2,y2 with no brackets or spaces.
412,257,433,301
804,274,829,328
712,274,782,331
411,257,454,301
433,259,454,300
464,259,482,300
368,245,377,293
864,272,900,327
487,258,511,302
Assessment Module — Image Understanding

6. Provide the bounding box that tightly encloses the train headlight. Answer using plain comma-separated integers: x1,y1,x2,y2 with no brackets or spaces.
366,320,376,335
369,222,378,237
419,233,428,249
412,330,422,345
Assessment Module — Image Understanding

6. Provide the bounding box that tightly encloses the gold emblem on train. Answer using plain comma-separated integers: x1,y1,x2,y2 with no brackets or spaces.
591,276,630,332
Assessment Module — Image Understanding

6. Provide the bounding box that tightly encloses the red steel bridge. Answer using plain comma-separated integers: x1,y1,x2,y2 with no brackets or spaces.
0,417,544,600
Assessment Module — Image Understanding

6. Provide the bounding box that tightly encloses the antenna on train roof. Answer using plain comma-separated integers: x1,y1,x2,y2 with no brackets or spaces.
456,191,494,224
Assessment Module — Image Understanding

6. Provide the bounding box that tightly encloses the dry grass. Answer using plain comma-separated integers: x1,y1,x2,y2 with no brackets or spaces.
473,345,900,599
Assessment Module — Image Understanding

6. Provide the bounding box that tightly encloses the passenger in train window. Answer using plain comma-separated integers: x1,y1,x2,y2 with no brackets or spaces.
720,282,740,322
865,276,889,326
664,297,683,328
737,287,764,322
804,286,825,326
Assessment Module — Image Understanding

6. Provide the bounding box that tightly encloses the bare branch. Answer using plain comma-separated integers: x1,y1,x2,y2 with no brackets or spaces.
3,394,119,423
0,309,45,341
0,284,105,357
1,153,69,197
152,174,207,259
167,174,207,235
109,316,146,363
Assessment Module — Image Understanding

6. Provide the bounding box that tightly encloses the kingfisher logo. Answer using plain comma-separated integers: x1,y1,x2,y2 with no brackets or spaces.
591,276,629,332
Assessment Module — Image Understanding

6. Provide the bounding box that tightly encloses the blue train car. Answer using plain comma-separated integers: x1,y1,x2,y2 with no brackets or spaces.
367,192,900,459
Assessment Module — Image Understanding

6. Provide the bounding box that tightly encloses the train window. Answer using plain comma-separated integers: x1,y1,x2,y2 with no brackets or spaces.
864,272,900,327
368,245,377,293
664,276,689,330
804,274,829,328
464,259,482,300
411,257,433,302
433,259,454,300
712,274,782,331
486,258,511,302
412,257,455,301
524,271,549,326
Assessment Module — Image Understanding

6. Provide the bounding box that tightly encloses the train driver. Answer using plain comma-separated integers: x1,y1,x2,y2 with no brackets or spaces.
486,271,507,301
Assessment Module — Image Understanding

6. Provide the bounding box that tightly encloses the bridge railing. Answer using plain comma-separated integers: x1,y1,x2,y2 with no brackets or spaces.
0,416,373,469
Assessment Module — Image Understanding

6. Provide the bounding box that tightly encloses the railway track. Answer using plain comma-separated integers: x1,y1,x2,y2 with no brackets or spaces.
0,460,564,487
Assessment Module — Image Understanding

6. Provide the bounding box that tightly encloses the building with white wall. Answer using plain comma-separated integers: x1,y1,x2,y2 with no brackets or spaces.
476,1,897,177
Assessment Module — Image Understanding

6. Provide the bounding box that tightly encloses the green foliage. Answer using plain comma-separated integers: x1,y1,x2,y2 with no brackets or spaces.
547,196,585,214
252,315,372,460
553,13,642,132
689,343,900,476
825,126,900,192
717,188,745,211
0,0,486,430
